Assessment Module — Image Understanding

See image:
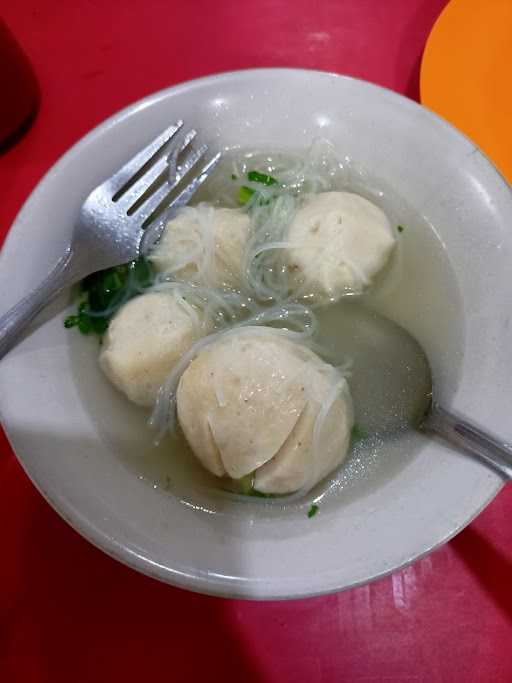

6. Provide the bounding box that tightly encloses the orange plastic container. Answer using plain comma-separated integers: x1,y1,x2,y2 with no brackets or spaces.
421,0,512,183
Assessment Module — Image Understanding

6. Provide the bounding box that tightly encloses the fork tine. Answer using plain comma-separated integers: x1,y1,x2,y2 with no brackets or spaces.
140,152,221,254
131,144,211,222
109,121,183,197
175,128,197,154
164,151,221,216
167,143,208,189
119,130,198,211
119,156,169,210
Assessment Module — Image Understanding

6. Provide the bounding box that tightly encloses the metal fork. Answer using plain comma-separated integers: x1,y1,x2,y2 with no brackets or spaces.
0,121,220,359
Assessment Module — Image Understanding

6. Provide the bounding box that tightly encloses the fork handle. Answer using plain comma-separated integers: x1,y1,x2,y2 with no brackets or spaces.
0,247,83,360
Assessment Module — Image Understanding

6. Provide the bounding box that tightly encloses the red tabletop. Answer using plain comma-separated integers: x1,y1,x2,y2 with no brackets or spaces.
2,2,512,681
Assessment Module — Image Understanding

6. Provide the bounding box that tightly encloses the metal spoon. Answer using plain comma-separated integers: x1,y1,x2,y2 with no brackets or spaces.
322,302,512,480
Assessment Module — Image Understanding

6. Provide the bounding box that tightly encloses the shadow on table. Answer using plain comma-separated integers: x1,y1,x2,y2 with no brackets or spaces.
17,493,266,683
451,525,512,622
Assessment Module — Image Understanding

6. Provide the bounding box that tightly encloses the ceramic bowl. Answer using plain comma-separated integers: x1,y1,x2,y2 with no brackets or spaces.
1,69,511,599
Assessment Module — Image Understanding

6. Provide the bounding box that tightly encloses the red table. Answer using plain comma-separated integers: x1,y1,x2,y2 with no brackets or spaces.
2,2,512,681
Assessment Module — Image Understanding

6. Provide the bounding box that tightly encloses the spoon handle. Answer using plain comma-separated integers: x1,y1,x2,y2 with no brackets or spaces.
423,404,512,480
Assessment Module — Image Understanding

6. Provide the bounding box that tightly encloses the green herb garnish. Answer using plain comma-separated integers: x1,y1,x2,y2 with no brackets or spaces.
64,256,154,337
397,225,404,233
238,474,254,495
308,504,319,518
232,475,273,498
238,170,280,206
231,173,237,180
238,185,255,205
64,315,79,329
247,170,278,186
351,424,369,445
249,488,272,498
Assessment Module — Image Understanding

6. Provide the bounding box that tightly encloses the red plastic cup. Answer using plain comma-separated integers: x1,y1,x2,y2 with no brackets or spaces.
0,19,39,148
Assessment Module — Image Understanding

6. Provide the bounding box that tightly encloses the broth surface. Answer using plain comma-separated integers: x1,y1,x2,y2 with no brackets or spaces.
69,148,464,518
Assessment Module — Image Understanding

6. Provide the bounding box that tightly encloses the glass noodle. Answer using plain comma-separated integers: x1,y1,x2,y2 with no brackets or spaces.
141,139,404,500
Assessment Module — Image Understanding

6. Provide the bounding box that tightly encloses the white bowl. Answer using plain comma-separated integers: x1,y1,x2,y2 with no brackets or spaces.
1,69,511,599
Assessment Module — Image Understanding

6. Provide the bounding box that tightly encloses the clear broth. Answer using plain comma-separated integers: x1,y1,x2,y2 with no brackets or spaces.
69,149,464,519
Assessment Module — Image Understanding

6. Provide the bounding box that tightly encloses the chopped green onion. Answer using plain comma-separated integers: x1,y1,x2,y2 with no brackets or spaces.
238,170,280,206
397,225,404,233
308,504,319,518
238,186,255,205
78,316,92,335
130,257,153,289
64,315,79,329
351,424,368,445
65,256,154,337
247,170,278,186
90,316,109,335
249,488,272,498
231,173,237,180
238,474,254,495
232,475,272,497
